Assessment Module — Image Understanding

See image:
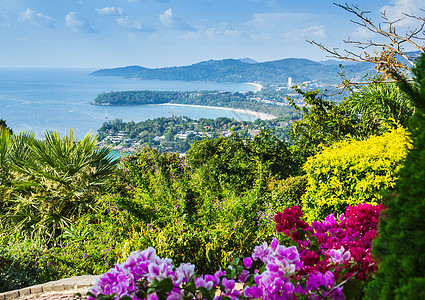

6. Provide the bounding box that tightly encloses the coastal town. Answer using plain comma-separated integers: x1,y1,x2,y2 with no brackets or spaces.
94,78,323,154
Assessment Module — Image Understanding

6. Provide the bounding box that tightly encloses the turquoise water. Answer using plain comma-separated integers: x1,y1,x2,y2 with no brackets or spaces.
0,68,256,138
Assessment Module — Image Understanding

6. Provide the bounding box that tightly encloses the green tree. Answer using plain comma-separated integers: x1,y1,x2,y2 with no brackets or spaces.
366,52,425,299
187,131,299,195
289,88,356,158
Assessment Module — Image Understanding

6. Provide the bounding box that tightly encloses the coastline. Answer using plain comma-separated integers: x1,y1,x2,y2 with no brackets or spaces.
157,103,276,120
246,82,263,92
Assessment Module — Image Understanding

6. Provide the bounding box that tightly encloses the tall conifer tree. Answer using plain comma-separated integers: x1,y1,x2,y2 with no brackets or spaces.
366,53,425,299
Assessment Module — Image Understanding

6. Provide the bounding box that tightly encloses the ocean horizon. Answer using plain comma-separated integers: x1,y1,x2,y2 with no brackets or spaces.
0,68,257,139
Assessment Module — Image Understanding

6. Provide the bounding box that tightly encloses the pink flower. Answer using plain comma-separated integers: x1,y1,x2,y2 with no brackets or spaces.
328,246,351,264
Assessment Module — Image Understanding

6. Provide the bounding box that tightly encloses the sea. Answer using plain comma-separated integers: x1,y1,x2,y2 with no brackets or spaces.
0,68,257,139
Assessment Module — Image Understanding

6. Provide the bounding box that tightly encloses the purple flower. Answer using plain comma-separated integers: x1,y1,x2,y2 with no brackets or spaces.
222,277,235,294
194,275,215,290
243,257,253,269
270,237,279,251
91,267,136,299
244,286,263,298
238,270,250,283
306,270,334,292
252,242,272,263
214,268,226,278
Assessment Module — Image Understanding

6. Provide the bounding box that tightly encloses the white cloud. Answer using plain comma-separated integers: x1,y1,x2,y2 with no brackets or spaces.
95,7,124,16
117,16,154,32
381,0,424,27
18,8,56,28
303,25,326,39
159,8,196,31
65,12,98,33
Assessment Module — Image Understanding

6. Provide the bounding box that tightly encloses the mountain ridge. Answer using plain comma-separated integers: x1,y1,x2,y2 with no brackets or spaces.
90,57,374,85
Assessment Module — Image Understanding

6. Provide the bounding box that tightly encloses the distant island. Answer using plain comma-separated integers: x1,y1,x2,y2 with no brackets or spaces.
90,57,374,85
91,90,296,118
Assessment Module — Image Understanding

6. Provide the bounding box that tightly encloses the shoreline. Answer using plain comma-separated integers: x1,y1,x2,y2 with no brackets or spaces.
245,82,263,92
157,103,276,120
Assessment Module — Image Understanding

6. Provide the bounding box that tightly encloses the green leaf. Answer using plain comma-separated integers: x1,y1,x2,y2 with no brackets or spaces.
155,278,174,293
341,279,364,300
198,287,213,300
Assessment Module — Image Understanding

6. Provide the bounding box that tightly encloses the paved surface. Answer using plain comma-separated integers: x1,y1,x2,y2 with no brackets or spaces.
0,275,100,300
0,276,245,300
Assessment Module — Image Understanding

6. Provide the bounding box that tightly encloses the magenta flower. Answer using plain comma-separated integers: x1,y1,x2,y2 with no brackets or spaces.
243,257,253,269
244,286,263,298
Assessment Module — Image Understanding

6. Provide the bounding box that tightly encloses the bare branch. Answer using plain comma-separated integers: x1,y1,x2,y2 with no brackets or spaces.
306,2,425,83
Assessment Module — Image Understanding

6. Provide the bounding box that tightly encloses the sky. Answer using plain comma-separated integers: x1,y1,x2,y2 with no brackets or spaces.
0,0,424,68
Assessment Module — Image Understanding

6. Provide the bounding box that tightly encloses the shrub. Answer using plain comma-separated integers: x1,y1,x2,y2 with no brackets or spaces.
0,236,46,292
114,190,279,275
119,148,193,226
302,125,411,221
0,194,130,291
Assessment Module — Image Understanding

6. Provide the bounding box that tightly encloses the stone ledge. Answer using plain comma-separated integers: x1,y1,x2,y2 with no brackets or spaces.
0,275,100,300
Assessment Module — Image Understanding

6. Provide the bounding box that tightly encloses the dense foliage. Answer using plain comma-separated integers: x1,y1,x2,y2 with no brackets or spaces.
301,125,411,222
0,131,301,292
365,52,425,299
344,83,413,136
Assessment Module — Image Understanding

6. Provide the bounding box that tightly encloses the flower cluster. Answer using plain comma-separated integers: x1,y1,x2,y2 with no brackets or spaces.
274,203,385,282
90,203,385,300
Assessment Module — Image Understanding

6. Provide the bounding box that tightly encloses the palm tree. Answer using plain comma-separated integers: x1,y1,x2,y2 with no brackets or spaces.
344,83,414,136
2,129,118,242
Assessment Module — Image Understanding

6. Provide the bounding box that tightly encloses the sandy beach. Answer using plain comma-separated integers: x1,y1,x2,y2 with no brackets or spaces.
246,82,263,92
157,103,276,120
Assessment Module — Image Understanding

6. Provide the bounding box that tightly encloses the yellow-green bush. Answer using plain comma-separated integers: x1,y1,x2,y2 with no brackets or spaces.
302,125,411,222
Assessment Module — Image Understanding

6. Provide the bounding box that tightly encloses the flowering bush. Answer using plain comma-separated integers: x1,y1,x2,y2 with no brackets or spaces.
89,203,384,300
301,125,410,222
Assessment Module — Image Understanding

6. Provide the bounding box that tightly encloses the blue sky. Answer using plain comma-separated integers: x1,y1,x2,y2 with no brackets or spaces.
1,0,423,68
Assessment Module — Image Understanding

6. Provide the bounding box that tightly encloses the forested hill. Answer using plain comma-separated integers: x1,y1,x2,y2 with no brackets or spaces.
90,58,374,85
